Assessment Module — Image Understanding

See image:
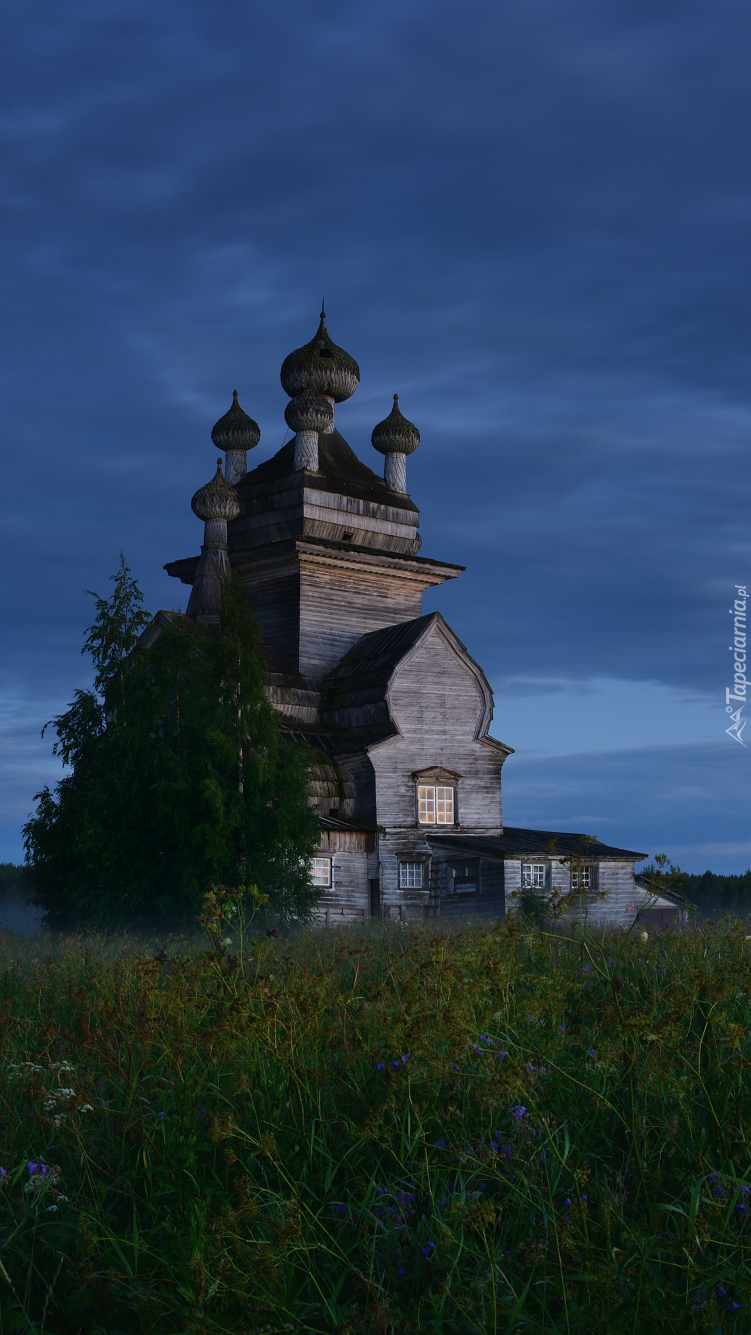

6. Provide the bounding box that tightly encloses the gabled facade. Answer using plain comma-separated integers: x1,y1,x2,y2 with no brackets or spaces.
164,312,683,929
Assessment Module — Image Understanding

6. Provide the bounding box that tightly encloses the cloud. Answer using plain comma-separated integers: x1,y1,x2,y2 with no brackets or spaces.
2,0,751,864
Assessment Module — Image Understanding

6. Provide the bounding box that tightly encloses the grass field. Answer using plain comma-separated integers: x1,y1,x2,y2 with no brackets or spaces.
1,895,751,1333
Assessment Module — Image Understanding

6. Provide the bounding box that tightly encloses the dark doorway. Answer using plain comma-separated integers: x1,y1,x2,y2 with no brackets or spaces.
369,879,381,917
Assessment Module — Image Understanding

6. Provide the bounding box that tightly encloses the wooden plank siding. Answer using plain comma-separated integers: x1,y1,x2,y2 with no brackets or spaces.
369,621,506,834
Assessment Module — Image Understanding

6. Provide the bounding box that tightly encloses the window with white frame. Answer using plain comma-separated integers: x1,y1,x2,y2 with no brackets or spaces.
417,784,455,825
399,862,424,888
311,857,332,888
521,863,546,890
571,864,596,891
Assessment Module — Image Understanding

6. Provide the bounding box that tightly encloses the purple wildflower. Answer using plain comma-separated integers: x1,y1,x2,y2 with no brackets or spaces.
479,1034,493,1043
736,1203,746,1214
728,1302,741,1311
421,1242,435,1256
376,1063,384,1071
401,1053,409,1063
0,1168,6,1180
391,1061,400,1069
433,1139,446,1149
512,1105,526,1122
499,1050,507,1060
28,1162,47,1175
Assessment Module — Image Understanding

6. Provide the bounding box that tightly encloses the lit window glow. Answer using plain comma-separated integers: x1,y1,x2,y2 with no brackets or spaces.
418,784,454,825
312,857,332,887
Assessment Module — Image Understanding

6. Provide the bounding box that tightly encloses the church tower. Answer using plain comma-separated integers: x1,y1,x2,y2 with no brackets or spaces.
166,309,462,686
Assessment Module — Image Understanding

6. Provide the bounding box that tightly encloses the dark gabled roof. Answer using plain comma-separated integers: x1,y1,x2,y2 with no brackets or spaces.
635,875,691,909
429,829,648,861
236,428,419,514
318,815,380,833
321,613,438,713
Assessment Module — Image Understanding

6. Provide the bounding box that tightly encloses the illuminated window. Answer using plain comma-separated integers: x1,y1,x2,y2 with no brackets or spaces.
521,864,546,890
311,857,332,888
399,862,424,888
417,784,454,825
571,865,596,891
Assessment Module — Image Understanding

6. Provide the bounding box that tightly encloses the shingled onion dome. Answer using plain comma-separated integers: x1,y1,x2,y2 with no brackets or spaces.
371,394,420,493
280,306,360,434
186,459,241,623
284,377,334,472
210,390,261,485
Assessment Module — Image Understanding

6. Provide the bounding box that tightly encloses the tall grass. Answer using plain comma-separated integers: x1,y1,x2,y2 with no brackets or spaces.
1,905,751,1333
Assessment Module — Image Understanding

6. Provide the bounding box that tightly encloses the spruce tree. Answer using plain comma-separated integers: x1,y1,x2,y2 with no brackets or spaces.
24,561,319,928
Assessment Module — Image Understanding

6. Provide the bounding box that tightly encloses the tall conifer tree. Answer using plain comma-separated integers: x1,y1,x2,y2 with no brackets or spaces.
24,561,319,927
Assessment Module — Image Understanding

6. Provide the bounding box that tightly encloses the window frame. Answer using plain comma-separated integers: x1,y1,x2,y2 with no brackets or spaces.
449,861,480,895
417,782,456,827
521,862,548,891
311,856,332,888
399,861,425,889
570,863,598,892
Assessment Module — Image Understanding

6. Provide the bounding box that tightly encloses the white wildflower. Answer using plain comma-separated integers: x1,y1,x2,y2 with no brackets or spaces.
641,931,649,942
46,1204,58,1212
79,1104,94,1114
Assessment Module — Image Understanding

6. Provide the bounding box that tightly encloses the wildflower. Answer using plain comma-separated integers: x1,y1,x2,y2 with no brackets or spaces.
728,1302,741,1311
421,1242,435,1256
433,1140,446,1149
0,1168,6,1179
499,1050,506,1060
564,1197,571,1205
512,1105,526,1122
401,1053,409,1063
479,1033,493,1044
641,931,649,942
28,1162,47,1175
46,1204,58,1212
391,1060,400,1069
79,1104,94,1113
588,1049,595,1057
743,1185,751,1194
736,1203,746,1214
376,1063,384,1071
266,928,280,938
716,1286,727,1296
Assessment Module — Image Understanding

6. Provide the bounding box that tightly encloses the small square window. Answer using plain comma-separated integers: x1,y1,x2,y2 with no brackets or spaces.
521,863,546,890
571,865,596,891
400,862,424,888
312,857,332,888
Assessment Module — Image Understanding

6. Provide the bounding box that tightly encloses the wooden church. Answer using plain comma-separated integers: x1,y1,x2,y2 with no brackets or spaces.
164,312,683,929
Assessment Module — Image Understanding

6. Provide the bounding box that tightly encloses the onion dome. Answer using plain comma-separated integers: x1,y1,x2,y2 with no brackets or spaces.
371,394,420,456
210,390,261,452
284,379,334,434
280,306,360,402
191,459,241,523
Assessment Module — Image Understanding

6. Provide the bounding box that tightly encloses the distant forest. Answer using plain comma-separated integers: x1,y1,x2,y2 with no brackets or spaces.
675,869,751,920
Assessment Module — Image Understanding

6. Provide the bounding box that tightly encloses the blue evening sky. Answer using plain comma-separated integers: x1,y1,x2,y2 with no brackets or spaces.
1,0,750,871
